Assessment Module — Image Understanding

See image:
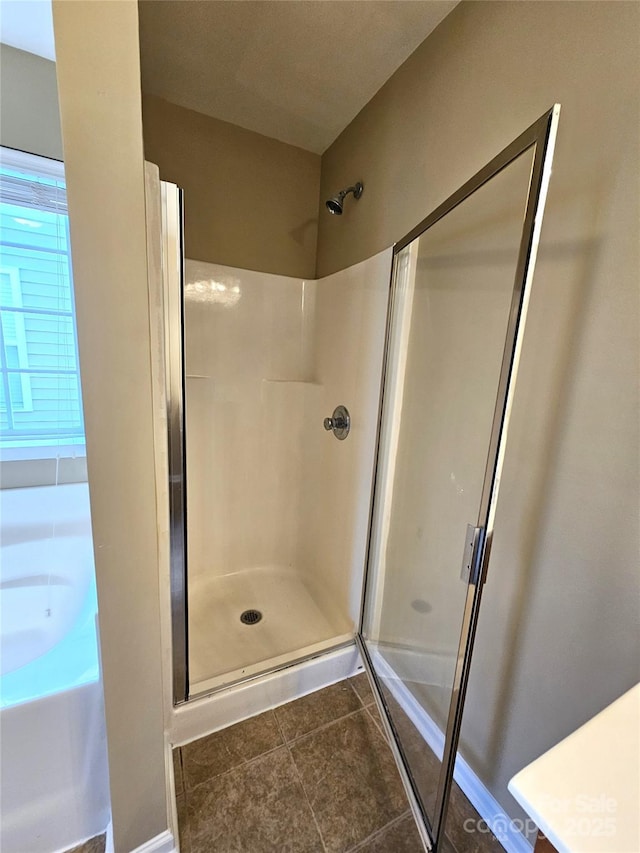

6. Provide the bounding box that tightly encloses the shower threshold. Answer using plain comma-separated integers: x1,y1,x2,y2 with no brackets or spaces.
189,632,355,700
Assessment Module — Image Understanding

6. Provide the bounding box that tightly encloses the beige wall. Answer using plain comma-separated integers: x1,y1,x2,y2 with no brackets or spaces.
318,0,640,830
52,2,168,850
142,94,320,279
0,44,63,161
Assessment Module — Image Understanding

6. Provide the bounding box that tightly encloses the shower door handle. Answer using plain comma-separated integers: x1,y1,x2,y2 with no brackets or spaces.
323,405,350,440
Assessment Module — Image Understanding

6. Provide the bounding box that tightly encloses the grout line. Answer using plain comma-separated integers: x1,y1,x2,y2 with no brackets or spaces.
272,708,286,744
273,677,364,740
179,680,400,825
275,711,329,853
348,675,374,708
176,678,414,853
290,755,329,853
184,702,366,796
184,692,358,790
183,740,287,795
274,709,328,851
285,705,370,748
344,810,412,853
175,676,498,853
346,675,364,700
365,704,388,743
182,709,285,792
182,681,389,796
279,683,408,853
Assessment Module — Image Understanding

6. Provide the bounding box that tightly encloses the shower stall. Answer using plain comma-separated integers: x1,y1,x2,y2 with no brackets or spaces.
178,250,391,697
149,171,392,701
147,105,559,850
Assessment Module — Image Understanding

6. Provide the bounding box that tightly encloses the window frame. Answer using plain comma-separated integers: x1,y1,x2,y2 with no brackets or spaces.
0,146,86,464
0,264,33,411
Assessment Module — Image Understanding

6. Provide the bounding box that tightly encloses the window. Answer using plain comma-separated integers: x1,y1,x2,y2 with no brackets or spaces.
0,148,85,451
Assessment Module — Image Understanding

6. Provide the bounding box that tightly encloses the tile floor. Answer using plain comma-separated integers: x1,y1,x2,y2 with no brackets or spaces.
174,675,504,853
66,834,106,853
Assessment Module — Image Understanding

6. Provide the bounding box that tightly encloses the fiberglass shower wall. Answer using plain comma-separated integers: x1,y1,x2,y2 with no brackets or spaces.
182,251,390,695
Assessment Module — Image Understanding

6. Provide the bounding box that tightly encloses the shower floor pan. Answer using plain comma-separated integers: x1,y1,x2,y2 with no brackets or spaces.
188,565,352,697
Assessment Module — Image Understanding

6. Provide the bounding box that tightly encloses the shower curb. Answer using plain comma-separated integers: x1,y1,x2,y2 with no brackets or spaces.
170,642,360,747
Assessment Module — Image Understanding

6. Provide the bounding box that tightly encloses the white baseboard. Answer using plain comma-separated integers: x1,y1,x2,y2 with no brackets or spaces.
376,643,453,691
104,820,175,853
171,642,361,746
130,829,176,853
371,650,533,853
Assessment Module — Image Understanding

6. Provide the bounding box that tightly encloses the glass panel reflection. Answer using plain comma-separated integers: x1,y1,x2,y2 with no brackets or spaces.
363,149,535,832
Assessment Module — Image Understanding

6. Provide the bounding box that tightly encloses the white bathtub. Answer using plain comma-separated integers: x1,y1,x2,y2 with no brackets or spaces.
0,484,111,853
1,536,93,675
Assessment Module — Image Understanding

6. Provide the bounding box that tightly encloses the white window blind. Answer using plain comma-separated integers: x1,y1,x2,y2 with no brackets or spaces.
0,148,85,447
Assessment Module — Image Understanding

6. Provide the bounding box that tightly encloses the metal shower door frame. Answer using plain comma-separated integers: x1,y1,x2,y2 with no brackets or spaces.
160,180,190,705
357,105,561,850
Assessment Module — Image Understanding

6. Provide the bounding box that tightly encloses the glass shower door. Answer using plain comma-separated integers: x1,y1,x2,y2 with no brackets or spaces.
358,106,560,850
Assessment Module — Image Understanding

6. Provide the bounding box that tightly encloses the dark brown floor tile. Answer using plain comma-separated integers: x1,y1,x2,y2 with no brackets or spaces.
186,746,323,853
349,672,374,706
366,703,388,741
181,709,282,789
65,834,106,853
444,782,504,853
174,677,503,853
367,686,501,853
291,709,408,853
381,686,441,813
275,680,361,742
357,814,423,852
439,834,458,853
176,794,189,853
173,747,184,795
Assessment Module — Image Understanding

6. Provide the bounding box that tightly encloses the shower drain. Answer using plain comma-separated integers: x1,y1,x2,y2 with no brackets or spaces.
240,609,263,625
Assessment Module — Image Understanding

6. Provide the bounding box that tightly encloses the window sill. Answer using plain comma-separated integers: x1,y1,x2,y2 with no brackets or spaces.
0,450,88,489
0,441,86,463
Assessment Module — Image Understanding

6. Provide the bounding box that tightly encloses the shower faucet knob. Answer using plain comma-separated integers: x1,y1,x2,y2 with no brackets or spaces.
323,405,351,440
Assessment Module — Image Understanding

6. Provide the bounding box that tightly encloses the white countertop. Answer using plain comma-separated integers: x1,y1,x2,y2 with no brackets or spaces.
508,684,640,853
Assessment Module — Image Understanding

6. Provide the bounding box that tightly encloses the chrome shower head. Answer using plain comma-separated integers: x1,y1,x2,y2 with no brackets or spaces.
326,182,363,215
